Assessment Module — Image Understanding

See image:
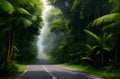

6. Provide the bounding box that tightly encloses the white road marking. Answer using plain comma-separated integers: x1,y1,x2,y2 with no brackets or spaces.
16,65,29,79
42,65,57,79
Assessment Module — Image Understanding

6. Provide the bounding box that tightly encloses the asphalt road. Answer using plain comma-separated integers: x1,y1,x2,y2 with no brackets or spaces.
16,52,103,79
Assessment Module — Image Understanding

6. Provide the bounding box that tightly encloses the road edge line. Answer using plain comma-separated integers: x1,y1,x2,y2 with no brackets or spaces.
16,65,29,79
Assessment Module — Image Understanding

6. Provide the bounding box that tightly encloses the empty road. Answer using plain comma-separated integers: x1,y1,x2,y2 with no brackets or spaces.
16,52,103,79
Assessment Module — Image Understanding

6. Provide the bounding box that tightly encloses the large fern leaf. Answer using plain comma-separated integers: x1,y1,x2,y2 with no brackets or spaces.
0,0,14,14
15,7,31,15
20,17,32,27
9,0,27,5
89,13,120,27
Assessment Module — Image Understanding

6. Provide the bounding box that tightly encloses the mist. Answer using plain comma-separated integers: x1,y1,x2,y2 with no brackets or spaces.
37,0,51,53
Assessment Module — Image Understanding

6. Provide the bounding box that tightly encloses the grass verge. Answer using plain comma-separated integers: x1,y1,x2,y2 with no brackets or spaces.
45,54,120,79
60,63,120,79
0,55,39,79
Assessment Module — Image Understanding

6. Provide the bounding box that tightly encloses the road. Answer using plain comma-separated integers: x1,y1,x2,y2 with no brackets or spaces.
16,52,103,79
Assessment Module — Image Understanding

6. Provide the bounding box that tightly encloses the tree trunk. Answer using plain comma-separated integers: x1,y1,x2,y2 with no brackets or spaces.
115,32,120,64
101,55,104,65
7,25,14,64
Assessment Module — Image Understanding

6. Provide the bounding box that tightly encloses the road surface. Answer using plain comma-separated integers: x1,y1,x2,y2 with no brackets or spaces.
16,52,103,79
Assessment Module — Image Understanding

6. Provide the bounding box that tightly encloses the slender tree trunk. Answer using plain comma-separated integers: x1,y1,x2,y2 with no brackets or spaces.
101,55,104,65
115,48,118,64
7,25,14,64
115,32,120,64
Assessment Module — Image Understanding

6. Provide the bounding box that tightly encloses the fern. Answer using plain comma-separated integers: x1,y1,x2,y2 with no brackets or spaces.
20,17,32,27
15,7,31,15
89,13,120,27
0,0,14,14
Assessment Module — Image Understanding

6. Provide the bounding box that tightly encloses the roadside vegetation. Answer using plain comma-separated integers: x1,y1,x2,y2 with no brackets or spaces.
0,55,39,79
0,0,120,78
0,0,43,77
43,0,120,79
46,54,120,79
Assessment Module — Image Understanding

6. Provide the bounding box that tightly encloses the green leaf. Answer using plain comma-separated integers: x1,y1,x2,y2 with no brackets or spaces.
86,44,92,50
9,0,30,5
89,13,120,27
103,47,111,52
15,7,31,15
92,46,98,50
96,50,101,55
0,0,14,14
84,29,101,42
81,57,93,61
13,45,19,52
22,18,32,27
15,17,32,27
106,34,113,41
102,23,117,30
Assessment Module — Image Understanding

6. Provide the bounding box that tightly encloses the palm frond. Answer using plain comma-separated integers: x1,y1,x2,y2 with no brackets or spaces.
84,29,101,42
102,23,117,30
15,17,32,27
21,17,32,27
13,45,19,52
102,33,112,41
96,50,101,55
81,57,93,61
15,7,31,15
103,47,111,52
106,33,113,41
31,15,37,21
10,0,39,6
86,44,92,50
0,0,14,14
9,0,28,5
86,44,97,50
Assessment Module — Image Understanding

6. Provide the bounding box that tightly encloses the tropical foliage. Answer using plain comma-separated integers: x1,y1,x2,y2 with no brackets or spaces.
45,0,120,73
0,0,43,75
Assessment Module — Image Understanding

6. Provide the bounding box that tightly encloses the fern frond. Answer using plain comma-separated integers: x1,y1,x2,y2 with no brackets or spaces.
102,23,117,30
86,44,92,50
31,15,37,21
15,17,32,27
15,7,31,15
106,34,113,41
89,13,120,27
9,0,27,5
103,47,111,52
81,57,93,61
0,0,14,14
86,44,98,51
13,45,19,52
21,18,32,27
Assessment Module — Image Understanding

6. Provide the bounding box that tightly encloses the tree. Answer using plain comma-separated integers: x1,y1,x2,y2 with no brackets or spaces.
90,0,120,64
0,0,43,75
